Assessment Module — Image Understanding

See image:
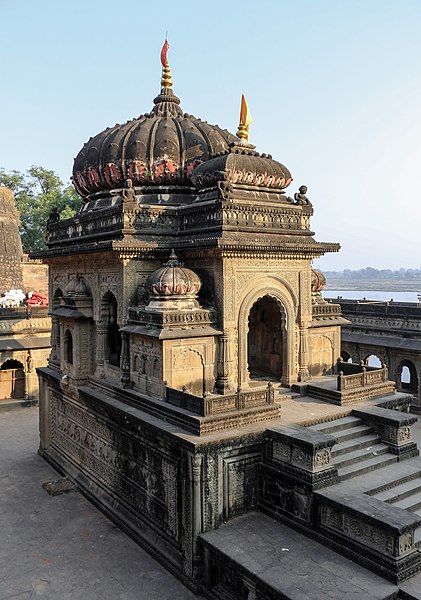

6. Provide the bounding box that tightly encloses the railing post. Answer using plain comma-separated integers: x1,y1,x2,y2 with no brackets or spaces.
362,366,367,387
338,371,344,391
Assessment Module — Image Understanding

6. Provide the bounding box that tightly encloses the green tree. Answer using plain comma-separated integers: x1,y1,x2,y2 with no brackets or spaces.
0,166,82,251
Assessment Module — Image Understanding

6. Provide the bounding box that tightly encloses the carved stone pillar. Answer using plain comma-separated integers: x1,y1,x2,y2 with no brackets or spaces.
191,453,203,580
298,325,310,382
215,330,234,394
50,315,60,364
96,322,108,378
120,331,131,388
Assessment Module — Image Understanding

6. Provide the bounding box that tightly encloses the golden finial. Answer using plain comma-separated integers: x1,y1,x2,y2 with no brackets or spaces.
236,94,252,141
160,36,172,90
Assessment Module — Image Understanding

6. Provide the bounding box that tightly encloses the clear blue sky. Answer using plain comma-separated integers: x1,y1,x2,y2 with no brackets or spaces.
1,0,421,271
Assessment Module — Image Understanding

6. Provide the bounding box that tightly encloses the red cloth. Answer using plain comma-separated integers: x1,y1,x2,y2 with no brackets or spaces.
26,293,48,306
160,39,169,67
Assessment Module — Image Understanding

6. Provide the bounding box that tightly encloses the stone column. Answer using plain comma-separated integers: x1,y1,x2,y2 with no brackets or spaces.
215,330,234,394
120,331,131,388
96,322,108,378
191,453,203,579
298,325,310,382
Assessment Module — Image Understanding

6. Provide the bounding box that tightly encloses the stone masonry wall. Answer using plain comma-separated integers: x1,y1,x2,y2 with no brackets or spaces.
0,187,23,292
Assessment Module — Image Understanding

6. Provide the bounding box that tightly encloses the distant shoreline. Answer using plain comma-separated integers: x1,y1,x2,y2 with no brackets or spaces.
324,279,421,292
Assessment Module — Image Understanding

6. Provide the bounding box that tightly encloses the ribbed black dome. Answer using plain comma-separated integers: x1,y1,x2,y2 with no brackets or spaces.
190,145,293,191
72,87,238,198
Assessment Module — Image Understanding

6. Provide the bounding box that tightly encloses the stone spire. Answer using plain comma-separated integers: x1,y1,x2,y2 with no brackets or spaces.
0,187,23,291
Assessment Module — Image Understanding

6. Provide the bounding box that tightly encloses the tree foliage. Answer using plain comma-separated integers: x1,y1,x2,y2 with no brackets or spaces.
0,166,82,251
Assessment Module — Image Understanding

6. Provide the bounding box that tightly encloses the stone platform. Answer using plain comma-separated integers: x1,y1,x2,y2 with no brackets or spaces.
201,512,399,600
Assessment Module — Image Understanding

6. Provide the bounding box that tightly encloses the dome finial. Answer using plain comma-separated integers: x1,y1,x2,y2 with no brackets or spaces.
236,94,253,142
160,35,172,91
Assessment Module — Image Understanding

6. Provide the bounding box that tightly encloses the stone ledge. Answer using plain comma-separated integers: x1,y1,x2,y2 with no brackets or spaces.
353,406,418,426
316,488,421,534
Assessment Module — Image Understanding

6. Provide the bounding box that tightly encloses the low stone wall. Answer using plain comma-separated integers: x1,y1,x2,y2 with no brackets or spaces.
21,255,48,295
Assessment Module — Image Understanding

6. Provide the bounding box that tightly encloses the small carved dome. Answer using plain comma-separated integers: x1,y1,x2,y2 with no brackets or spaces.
311,269,326,293
190,145,292,191
65,275,90,296
72,86,238,199
146,251,201,298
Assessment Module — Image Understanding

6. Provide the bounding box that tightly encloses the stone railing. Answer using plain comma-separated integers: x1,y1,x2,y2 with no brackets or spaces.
0,306,49,319
166,383,275,417
47,206,122,247
47,195,313,248
337,365,388,391
312,303,342,317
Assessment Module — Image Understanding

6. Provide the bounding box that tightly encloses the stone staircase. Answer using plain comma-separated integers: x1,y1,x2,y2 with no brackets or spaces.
311,415,399,480
200,406,421,599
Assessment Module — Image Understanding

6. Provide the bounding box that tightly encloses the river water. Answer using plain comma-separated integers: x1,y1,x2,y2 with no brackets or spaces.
323,290,421,303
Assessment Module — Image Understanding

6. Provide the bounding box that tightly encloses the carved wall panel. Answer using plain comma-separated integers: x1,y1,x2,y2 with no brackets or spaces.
221,452,260,520
165,338,217,395
50,393,180,543
131,336,162,396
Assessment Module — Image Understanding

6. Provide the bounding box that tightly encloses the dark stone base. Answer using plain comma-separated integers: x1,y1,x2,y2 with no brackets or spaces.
39,445,196,590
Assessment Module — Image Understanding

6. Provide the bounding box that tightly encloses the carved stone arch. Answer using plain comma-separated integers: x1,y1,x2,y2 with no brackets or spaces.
100,290,121,366
398,358,419,394
53,287,63,309
363,351,383,368
64,328,73,365
173,348,205,396
238,278,297,387
0,359,25,400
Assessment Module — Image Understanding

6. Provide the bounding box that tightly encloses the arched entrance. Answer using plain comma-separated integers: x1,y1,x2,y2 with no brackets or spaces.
0,360,25,400
399,359,418,395
101,291,121,367
247,296,285,382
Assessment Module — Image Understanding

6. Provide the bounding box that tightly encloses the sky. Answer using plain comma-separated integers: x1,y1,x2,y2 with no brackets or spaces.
1,0,421,271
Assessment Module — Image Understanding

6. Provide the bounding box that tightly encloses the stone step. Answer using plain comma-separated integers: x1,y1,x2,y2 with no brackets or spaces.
373,478,421,504
310,415,362,434
333,443,390,469
334,424,375,443
337,453,398,481
392,490,421,512
331,433,381,457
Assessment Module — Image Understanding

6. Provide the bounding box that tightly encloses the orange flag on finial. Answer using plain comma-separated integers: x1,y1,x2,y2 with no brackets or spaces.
161,37,170,67
240,94,252,128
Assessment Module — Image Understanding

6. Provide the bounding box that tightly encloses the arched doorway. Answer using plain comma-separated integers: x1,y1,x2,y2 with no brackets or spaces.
101,291,121,367
399,360,418,394
0,360,25,400
247,296,284,381
64,329,73,365
341,351,353,363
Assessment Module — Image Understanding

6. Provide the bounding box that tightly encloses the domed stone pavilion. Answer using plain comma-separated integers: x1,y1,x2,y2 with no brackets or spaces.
35,47,420,598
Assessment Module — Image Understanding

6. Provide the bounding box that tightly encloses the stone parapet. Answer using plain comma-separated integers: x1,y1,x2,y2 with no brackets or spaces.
265,425,338,488
352,406,419,458
166,383,275,418
314,489,421,583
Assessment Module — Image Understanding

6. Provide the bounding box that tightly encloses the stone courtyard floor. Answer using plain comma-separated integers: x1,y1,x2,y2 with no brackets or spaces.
0,406,200,600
